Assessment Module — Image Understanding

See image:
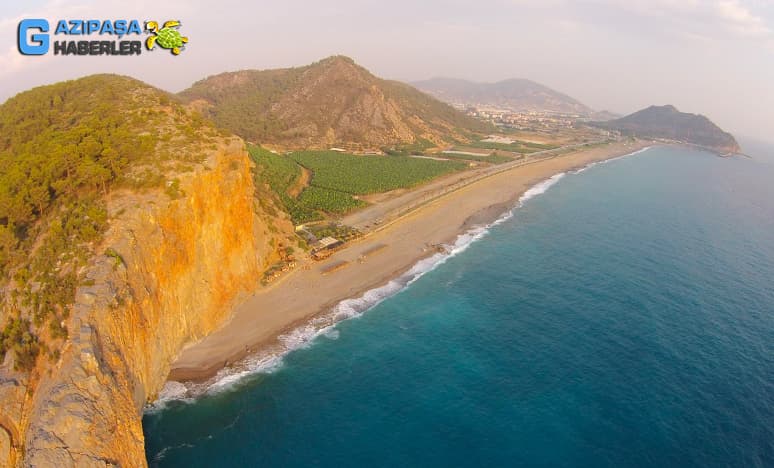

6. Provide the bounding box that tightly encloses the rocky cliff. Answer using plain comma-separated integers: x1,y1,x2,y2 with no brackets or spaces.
0,141,291,466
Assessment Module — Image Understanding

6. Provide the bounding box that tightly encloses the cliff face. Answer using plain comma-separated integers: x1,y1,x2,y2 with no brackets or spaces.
0,141,289,466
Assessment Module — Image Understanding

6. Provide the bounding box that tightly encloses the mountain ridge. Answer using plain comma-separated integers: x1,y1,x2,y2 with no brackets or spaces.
180,56,493,150
591,105,741,154
411,76,593,115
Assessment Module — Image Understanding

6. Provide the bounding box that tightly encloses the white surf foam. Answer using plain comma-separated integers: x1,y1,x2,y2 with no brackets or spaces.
518,172,566,205
146,147,654,407
572,146,653,174
145,381,194,413
148,224,498,406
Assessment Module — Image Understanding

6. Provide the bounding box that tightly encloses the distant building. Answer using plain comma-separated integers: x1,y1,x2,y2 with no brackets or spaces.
481,135,515,144
316,237,342,249
311,236,344,261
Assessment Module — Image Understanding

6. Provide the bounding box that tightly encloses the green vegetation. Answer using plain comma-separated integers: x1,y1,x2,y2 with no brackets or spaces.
520,140,560,150
164,178,184,199
591,104,740,153
382,138,436,156
290,151,465,194
250,147,466,224
297,186,365,214
105,247,125,269
380,77,493,135
308,222,361,242
182,69,300,143
249,146,301,194
248,145,320,223
0,74,223,371
180,56,493,148
466,139,558,153
440,152,516,165
0,317,39,371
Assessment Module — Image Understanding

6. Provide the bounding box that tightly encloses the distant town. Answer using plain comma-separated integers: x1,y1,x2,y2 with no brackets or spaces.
451,103,589,131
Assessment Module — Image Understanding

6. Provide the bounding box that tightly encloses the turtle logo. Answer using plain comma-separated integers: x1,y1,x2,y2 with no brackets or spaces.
145,20,188,55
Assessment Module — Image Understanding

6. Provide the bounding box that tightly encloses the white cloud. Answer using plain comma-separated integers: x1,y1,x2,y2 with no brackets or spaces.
595,0,770,35
715,0,771,36
512,0,773,43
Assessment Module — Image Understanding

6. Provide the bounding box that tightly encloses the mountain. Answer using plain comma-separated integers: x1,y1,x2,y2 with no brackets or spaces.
592,105,741,154
180,56,492,150
590,110,621,121
0,75,293,466
411,77,593,115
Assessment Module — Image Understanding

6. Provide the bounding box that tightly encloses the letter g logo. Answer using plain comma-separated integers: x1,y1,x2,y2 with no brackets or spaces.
18,19,49,55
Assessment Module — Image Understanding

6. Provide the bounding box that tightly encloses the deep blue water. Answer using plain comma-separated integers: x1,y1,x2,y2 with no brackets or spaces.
143,145,774,467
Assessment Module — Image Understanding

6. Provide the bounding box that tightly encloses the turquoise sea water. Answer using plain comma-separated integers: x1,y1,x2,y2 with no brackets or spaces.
143,145,774,467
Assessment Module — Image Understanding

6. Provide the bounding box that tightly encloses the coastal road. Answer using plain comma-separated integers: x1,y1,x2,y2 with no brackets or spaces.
342,138,616,234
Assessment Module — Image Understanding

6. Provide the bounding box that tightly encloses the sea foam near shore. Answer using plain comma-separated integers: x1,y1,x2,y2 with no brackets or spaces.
150,224,495,409
572,145,652,174
149,149,648,409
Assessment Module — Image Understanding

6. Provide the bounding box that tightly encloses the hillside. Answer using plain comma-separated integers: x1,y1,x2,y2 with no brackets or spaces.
0,74,223,372
592,105,741,154
411,77,593,115
0,75,293,466
180,56,493,150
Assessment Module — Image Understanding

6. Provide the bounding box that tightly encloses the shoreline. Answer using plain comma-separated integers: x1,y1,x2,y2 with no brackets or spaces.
164,139,654,390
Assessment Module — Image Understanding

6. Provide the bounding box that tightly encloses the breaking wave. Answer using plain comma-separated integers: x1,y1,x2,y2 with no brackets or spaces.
572,146,653,174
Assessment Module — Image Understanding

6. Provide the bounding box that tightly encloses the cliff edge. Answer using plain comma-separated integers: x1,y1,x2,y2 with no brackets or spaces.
0,76,294,466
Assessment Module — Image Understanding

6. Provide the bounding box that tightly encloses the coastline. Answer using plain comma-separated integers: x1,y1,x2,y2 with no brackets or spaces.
163,139,654,393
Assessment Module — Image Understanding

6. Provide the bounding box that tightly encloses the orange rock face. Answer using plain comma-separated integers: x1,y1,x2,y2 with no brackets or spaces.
5,141,290,467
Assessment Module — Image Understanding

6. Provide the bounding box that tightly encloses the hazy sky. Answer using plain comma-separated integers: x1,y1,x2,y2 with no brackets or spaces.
1,0,772,141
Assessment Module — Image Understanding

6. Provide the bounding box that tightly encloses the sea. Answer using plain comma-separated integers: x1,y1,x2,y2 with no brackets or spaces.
143,143,774,467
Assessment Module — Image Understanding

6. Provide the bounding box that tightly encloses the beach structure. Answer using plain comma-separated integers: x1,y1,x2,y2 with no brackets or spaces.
311,236,344,260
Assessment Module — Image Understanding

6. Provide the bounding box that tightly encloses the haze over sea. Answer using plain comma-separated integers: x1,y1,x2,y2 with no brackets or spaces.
144,144,774,467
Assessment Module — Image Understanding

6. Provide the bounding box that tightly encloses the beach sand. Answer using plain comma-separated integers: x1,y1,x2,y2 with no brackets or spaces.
168,140,653,382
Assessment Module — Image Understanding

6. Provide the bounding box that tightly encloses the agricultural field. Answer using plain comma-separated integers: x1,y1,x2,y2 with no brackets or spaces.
250,147,466,224
297,186,366,214
248,146,320,223
382,137,436,156
248,145,301,195
466,139,559,153
440,151,516,164
290,151,465,194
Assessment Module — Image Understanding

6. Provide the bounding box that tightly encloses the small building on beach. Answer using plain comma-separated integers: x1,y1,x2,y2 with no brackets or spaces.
316,237,342,249
311,236,344,260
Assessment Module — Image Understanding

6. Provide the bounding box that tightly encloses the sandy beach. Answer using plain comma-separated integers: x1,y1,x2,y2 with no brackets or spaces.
168,139,653,383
